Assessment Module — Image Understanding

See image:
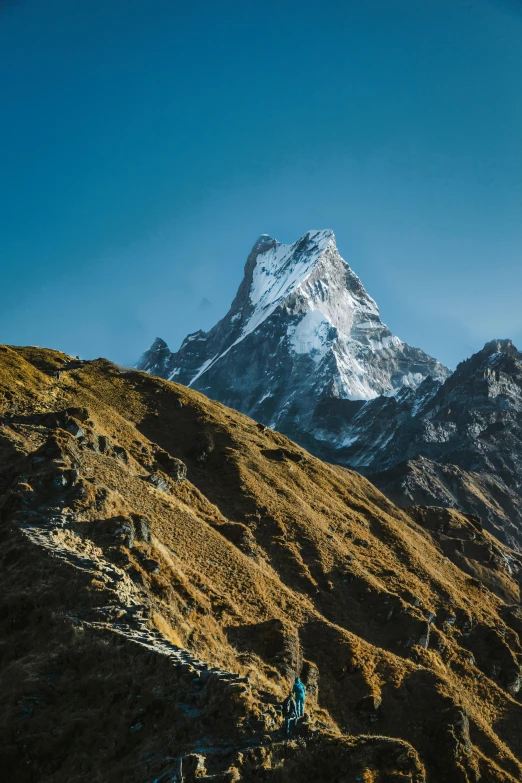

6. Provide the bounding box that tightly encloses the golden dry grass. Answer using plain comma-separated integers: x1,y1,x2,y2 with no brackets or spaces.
1,343,522,782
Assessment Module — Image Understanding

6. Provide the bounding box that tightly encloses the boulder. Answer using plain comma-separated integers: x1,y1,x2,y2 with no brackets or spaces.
133,515,151,544
168,458,187,483
149,472,171,493
65,419,85,439
112,445,129,463
153,447,187,482
97,435,111,454
418,623,431,650
506,669,522,696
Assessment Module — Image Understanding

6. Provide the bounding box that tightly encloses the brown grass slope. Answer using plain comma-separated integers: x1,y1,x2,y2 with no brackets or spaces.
1,344,522,782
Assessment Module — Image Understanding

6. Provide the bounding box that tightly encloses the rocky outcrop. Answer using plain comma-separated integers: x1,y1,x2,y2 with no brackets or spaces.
322,339,522,549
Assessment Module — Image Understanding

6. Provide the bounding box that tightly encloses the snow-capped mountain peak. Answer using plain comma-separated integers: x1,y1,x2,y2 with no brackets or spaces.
249,230,333,308
240,229,337,342
137,230,450,440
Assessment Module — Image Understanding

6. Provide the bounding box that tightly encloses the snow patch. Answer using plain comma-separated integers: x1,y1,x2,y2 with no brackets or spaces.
258,391,273,405
411,383,439,417
487,352,503,366
332,341,381,400
340,433,360,447
188,355,219,386
245,230,334,338
288,310,332,361
400,372,425,388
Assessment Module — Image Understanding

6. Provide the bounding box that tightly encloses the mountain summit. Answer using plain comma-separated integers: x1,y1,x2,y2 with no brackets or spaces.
137,230,449,440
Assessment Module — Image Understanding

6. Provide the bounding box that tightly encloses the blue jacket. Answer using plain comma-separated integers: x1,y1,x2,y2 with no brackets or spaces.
292,680,306,700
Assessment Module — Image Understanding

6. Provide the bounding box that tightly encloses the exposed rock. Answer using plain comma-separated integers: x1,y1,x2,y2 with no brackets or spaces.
507,672,522,695
149,471,172,493
418,623,430,650
153,446,187,482
65,407,90,423
97,435,111,454
301,660,319,705
143,558,161,574
112,444,129,463
65,419,85,439
121,518,135,549
168,458,187,482
133,515,152,544
341,340,522,550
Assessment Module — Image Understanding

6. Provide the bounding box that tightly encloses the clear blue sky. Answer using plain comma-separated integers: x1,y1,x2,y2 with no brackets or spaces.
1,0,521,369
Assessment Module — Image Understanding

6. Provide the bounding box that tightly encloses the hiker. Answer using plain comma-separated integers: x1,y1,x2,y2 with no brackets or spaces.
292,675,306,717
282,693,298,735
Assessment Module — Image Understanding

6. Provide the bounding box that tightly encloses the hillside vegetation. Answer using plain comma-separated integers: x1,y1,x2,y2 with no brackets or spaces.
1,345,522,782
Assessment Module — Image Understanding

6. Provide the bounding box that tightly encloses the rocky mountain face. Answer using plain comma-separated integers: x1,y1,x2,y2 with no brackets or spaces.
4,345,522,781
312,339,522,550
138,230,449,441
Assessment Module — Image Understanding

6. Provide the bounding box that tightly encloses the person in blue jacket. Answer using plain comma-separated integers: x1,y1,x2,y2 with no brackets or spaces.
292,675,306,717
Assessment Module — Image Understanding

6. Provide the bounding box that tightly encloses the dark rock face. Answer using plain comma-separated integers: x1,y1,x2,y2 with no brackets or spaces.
141,337,172,378
326,340,522,549
406,505,522,604
137,230,448,441
371,457,522,549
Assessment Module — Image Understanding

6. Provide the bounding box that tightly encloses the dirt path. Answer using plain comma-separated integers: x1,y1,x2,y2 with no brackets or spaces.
18,514,251,689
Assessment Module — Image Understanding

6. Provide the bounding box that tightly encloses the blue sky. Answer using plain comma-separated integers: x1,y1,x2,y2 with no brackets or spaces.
1,0,521,369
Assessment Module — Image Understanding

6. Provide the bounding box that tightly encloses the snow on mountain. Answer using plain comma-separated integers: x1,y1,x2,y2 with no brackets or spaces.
245,229,334,338
137,229,450,440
